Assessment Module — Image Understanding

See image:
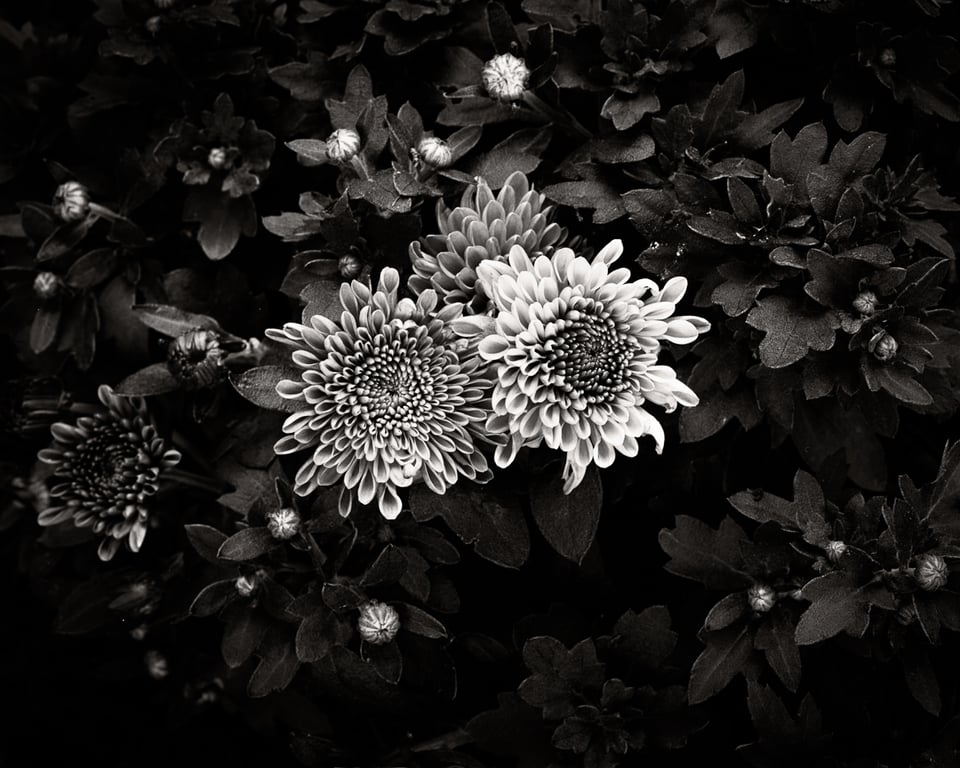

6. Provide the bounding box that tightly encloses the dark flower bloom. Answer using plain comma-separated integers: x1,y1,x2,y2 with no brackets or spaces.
166,329,227,390
38,385,181,561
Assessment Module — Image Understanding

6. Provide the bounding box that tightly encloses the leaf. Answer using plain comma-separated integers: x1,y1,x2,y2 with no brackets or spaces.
190,580,237,617
295,610,333,663
529,464,602,564
486,1,521,55
218,527,278,561
659,516,753,590
696,70,745,148
30,305,61,354
613,606,678,670
399,603,447,639
230,366,302,413
590,133,655,164
36,217,96,261
733,98,804,151
301,278,344,323
703,593,748,631
901,645,941,716
794,571,886,645
184,189,256,261
114,363,180,396
542,180,625,225
467,127,550,188
711,262,777,317
770,123,829,187
409,483,530,569
64,248,120,290
248,628,300,697
131,304,221,337
708,8,758,59
221,603,268,668
601,91,661,131
754,609,802,692
746,296,840,368
286,139,328,164
828,131,887,179
688,624,754,704
184,524,228,565
361,638,402,684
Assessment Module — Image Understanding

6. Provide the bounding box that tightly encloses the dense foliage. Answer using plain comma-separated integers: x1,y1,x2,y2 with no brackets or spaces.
2,0,960,765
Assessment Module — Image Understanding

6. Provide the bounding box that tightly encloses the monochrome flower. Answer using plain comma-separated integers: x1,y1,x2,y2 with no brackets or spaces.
458,240,709,493
37,385,181,561
357,600,400,645
326,128,361,164
53,181,90,222
266,268,494,519
409,171,567,314
417,136,452,169
481,53,530,101
266,507,301,540
166,329,227,390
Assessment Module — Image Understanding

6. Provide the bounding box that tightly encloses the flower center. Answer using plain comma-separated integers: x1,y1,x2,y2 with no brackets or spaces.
73,425,144,494
547,306,635,402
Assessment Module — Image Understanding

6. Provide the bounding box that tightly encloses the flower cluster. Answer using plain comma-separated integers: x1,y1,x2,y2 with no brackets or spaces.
37,385,181,561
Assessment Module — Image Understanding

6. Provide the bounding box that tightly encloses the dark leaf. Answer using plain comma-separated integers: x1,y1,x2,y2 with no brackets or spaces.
688,624,754,704
114,363,180,396
659,516,754,590
746,296,840,368
230,366,302,413
218,527,277,561
529,464,603,564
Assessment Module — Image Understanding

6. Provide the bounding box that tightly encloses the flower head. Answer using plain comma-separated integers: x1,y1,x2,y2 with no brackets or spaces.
825,540,847,563
53,181,90,223
33,272,61,301
747,584,776,613
37,385,181,560
409,171,567,315
266,268,494,519
267,507,301,540
326,128,361,164
870,330,898,361
915,553,948,591
458,240,709,493
358,600,400,645
166,329,226,390
207,146,231,170
482,53,530,101
418,136,452,169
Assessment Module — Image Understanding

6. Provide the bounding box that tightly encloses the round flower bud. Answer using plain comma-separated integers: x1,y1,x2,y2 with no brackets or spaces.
357,600,400,645
266,507,301,540
33,271,61,301
418,136,452,169
852,290,878,317
326,128,361,164
53,181,90,223
235,573,257,598
166,329,226,390
825,540,847,563
338,252,364,280
145,650,169,680
481,53,530,102
747,584,777,614
895,602,917,626
145,15,162,34
879,48,897,68
871,331,898,362
207,147,230,170
915,553,949,592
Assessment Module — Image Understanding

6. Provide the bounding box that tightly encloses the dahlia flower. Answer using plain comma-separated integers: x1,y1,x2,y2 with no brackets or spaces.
266,268,494,519
455,240,709,493
37,385,182,561
409,171,567,314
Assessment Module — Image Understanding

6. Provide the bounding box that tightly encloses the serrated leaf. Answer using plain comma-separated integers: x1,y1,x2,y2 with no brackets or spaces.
746,296,839,368
688,624,753,704
795,571,881,645
659,516,753,590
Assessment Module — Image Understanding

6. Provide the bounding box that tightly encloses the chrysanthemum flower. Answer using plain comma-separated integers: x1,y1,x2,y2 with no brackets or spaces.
456,240,709,493
266,268,494,519
37,385,181,561
408,171,567,315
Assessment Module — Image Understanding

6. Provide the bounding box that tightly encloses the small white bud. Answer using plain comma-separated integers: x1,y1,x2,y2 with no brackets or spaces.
145,650,169,680
326,128,361,164
418,136,453,169
235,573,257,598
207,147,230,170
915,553,948,592
53,181,90,222
825,540,847,563
869,330,898,362
357,600,400,645
481,53,530,102
266,507,301,540
852,290,878,317
33,271,61,301
747,584,777,614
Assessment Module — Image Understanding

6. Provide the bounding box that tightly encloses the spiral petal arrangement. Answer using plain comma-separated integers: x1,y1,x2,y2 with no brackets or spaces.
266,268,494,520
408,171,567,315
462,239,710,493
37,385,182,561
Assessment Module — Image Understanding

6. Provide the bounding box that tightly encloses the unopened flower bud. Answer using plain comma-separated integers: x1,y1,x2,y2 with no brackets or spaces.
747,584,777,614
879,48,897,68
53,181,90,222
207,147,230,170
418,136,452,169
266,507,300,540
235,573,257,598
915,553,948,592
130,625,148,641
33,271,61,301
338,252,364,280
825,540,847,563
357,600,400,645
166,329,225,390
326,128,361,164
145,650,169,680
145,15,162,34
852,290,878,317
481,53,530,102
895,602,917,625
870,330,898,362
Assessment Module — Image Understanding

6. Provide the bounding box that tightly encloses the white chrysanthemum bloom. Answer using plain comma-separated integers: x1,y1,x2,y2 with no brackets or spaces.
455,240,709,493
266,268,494,519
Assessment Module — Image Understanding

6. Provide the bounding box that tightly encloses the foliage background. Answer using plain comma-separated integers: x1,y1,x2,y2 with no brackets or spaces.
2,0,960,766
